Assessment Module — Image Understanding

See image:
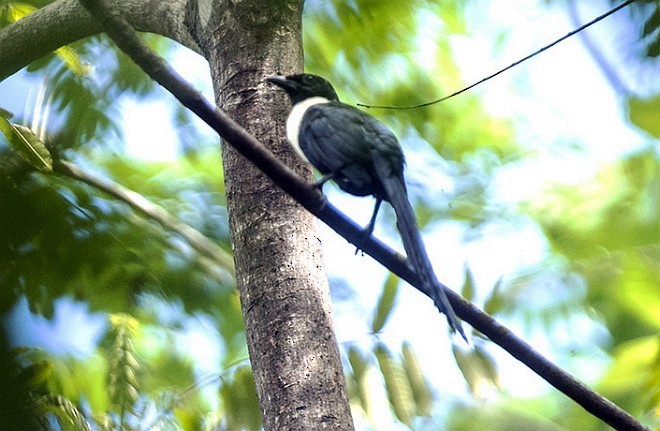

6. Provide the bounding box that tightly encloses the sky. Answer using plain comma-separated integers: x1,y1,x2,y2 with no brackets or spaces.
0,0,654,425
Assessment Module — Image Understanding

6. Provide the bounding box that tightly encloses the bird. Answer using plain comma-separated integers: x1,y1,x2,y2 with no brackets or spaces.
268,73,464,339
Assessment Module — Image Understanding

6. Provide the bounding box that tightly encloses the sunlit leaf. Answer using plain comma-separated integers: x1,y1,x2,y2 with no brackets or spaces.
107,313,140,415
619,252,660,329
401,342,433,416
0,118,53,172
375,343,413,426
371,273,399,333
461,265,476,302
483,277,504,316
3,2,36,24
453,343,500,398
348,347,373,419
0,107,13,119
54,353,110,414
599,335,659,410
474,344,500,389
109,313,140,335
55,46,88,77
627,95,660,138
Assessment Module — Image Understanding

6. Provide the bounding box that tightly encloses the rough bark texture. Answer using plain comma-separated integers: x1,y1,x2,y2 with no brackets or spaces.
1,0,354,428
187,0,354,429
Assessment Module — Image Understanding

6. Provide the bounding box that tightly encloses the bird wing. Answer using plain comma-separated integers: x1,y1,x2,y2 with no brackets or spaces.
299,102,404,198
299,100,464,336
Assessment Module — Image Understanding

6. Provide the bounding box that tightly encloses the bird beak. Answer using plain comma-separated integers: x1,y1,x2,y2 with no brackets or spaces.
267,75,293,90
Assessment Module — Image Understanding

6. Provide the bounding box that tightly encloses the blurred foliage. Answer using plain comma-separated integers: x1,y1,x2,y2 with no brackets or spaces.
628,94,660,137
347,342,436,428
528,147,660,342
10,315,229,431
0,0,659,430
624,0,660,58
305,0,517,164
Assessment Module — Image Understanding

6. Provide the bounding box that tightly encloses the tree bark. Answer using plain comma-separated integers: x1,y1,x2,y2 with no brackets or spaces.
0,0,200,81
1,0,354,429
187,0,354,429
0,2,652,430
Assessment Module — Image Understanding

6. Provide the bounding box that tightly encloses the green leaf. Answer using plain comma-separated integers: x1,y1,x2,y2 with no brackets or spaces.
627,95,660,138
401,342,433,416
0,118,53,172
3,2,36,24
474,344,500,389
483,277,504,316
452,344,500,398
375,343,414,426
371,273,400,333
347,347,373,419
0,107,13,119
599,336,659,409
107,313,140,415
55,46,88,77
642,8,660,38
461,265,476,302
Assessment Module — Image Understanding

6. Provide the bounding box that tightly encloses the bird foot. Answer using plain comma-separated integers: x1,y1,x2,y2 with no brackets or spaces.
353,223,376,255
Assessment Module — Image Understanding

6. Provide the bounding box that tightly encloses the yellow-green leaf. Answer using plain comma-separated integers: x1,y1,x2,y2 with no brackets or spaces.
375,343,413,426
55,46,88,77
483,277,504,316
4,2,37,23
371,273,399,333
109,313,140,335
474,344,500,389
0,107,13,119
401,342,433,416
461,265,476,302
0,118,53,172
627,95,660,138
453,344,500,398
348,347,372,418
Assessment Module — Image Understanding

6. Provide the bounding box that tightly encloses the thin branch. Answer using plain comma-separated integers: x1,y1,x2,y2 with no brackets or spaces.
358,0,638,110
54,159,235,282
75,1,649,430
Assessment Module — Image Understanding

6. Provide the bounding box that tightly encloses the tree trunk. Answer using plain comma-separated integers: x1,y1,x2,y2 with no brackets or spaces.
0,0,354,428
188,0,354,429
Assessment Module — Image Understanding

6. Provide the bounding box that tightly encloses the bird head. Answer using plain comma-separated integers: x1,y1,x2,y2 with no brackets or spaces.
267,74,339,105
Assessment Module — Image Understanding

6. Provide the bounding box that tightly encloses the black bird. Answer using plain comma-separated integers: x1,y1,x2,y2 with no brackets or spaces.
268,73,464,338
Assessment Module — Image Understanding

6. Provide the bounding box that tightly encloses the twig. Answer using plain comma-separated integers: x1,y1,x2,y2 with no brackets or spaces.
75,1,649,430
358,0,638,110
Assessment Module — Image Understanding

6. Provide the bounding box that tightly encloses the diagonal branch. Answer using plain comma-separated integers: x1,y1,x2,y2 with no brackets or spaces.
53,159,235,283
75,1,649,430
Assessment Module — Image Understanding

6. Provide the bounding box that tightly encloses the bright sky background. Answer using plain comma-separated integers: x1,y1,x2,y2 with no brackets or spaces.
1,0,653,426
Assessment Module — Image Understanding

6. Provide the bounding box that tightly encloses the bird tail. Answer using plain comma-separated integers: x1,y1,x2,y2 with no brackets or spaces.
377,166,465,339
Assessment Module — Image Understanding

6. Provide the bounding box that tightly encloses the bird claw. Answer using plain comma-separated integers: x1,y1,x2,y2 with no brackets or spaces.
353,227,373,255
